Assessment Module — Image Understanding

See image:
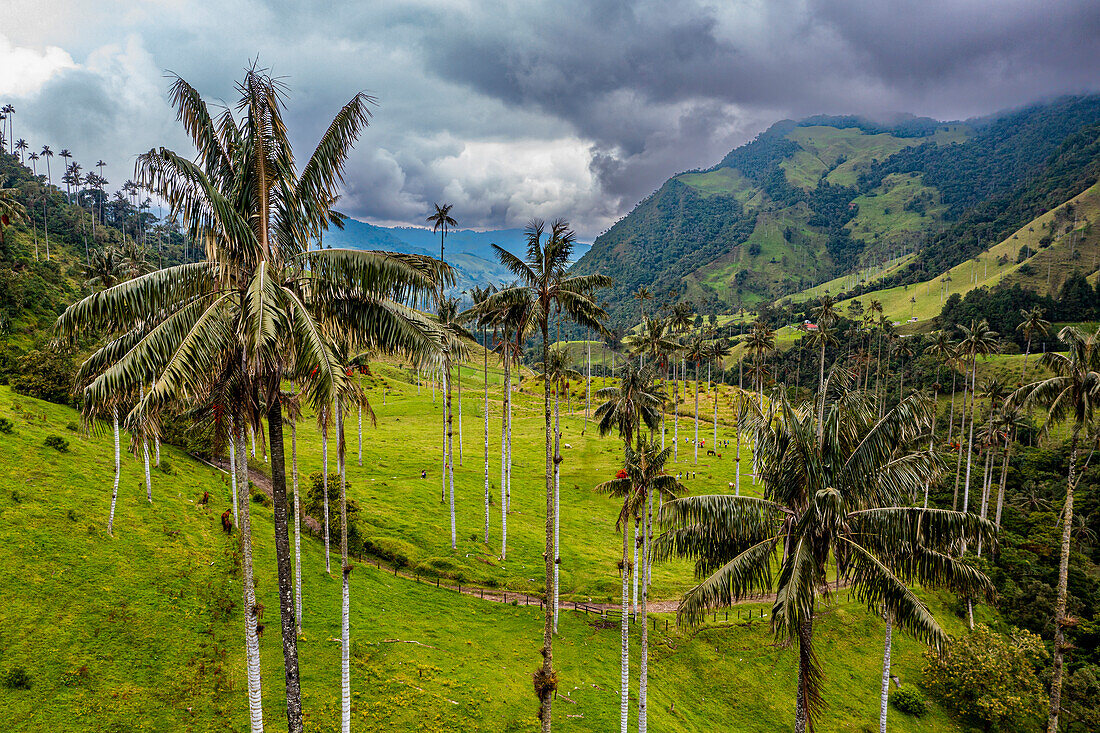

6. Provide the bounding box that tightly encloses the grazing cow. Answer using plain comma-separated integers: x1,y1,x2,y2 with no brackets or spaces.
706,449,717,457
221,510,233,534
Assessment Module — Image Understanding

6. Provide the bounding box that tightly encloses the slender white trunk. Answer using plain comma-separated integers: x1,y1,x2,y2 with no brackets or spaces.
458,362,463,465
154,436,160,467
694,362,699,465
333,402,350,733
639,488,651,733
553,383,561,633
323,420,331,574
506,365,513,513
237,419,264,733
631,519,639,616
673,360,679,461
250,425,256,459
879,613,893,733
291,417,302,632
229,416,239,526
963,362,977,515
484,329,490,545
619,521,630,733
446,359,456,550
143,431,152,503
108,408,120,534
357,400,362,468
501,342,509,558
712,363,718,449
995,438,1010,529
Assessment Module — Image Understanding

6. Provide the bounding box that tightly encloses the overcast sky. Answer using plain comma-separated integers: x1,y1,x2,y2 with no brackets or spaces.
3,0,1099,238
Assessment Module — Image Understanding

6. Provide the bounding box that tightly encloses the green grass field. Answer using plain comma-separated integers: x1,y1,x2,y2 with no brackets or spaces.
0,378,975,731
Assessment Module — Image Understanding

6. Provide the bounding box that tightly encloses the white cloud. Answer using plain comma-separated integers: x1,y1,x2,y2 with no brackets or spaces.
0,34,75,97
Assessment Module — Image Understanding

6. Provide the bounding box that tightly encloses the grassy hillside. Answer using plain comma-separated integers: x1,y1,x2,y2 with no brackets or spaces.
0,378,974,732
572,98,1100,327
832,181,1100,324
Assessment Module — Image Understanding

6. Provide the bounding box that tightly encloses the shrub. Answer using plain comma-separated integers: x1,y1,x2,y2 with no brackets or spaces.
0,417,12,433
44,435,69,452
1,665,31,690
65,421,79,432
249,484,272,507
158,460,173,475
923,624,1046,730
890,684,926,716
9,349,75,405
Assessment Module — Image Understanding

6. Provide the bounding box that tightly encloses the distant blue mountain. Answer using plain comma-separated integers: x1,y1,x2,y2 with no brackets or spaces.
321,219,590,293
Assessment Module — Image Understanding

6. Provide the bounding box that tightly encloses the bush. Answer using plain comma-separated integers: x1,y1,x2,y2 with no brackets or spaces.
249,484,271,507
158,460,173,475
9,349,75,405
1,665,31,690
44,435,69,452
0,417,12,434
890,684,926,716
65,421,79,432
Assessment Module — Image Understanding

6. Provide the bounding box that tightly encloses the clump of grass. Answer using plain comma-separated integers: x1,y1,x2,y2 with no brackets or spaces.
0,417,13,434
1,665,31,690
44,435,69,452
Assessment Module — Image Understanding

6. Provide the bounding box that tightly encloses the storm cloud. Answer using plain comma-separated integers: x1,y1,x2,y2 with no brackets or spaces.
2,0,1099,237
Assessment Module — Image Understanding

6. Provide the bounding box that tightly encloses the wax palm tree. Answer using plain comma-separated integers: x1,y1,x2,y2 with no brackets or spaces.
40,145,53,185
59,149,73,200
684,333,708,465
955,320,1000,513
427,202,456,266
594,361,663,733
596,441,686,733
657,373,994,732
709,339,732,447
437,295,473,548
14,138,27,164
489,220,610,729
0,188,28,258
1011,326,1100,733
1017,306,1050,381
893,338,915,404
56,67,448,733
534,343,582,632
462,285,496,544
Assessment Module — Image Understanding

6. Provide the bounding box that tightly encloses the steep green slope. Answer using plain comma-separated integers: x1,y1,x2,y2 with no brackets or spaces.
572,97,1100,327
834,180,1100,324
0,382,972,732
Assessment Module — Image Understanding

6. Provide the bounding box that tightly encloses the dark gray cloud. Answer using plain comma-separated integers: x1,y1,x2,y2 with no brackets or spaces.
2,0,1099,237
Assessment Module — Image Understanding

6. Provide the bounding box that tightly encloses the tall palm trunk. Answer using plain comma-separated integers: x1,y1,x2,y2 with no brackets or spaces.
336,401,351,733
712,360,718,448
585,336,591,431
483,326,490,545
794,617,815,733
619,519,630,733
108,407,121,534
291,416,302,632
357,376,363,467
694,360,700,465
995,435,1011,528
672,360,679,461
457,360,463,465
236,417,264,733
141,387,151,502
962,361,978,514
322,418,331,574
229,414,239,526
631,519,639,616
952,365,970,510
818,337,827,430
639,483,652,733
500,328,509,558
538,323,556,732
1047,427,1080,733
266,401,304,733
879,612,893,733
445,352,456,549
553,379,562,633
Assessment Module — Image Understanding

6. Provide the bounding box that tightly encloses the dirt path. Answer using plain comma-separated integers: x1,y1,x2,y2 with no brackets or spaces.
195,453,837,621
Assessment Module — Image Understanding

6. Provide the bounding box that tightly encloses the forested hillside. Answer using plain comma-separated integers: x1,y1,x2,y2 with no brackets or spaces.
572,97,1100,327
